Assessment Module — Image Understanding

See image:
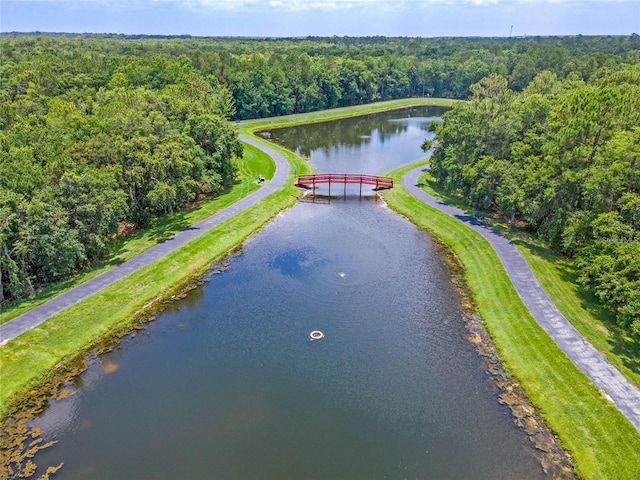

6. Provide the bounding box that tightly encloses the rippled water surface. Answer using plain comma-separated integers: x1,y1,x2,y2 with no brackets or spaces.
29,107,545,479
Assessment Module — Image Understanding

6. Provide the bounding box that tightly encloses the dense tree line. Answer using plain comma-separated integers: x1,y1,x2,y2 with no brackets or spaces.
424,65,640,336
0,43,242,302
2,34,639,121
0,33,638,306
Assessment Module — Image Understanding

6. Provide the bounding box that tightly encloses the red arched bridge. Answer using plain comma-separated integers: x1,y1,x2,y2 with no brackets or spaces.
295,173,393,196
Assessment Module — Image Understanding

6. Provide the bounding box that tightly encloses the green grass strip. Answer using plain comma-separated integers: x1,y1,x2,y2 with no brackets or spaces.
384,161,640,480
513,242,640,388
0,142,275,326
240,97,458,131
7,99,636,479
416,169,640,390
0,138,310,416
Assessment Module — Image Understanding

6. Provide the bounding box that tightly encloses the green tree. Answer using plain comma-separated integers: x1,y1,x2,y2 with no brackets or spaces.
186,114,243,190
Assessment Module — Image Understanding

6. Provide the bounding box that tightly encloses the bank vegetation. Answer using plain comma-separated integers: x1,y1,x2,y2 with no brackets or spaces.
1,33,639,479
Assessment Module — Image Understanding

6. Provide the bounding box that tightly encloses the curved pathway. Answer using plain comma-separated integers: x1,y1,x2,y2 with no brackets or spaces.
0,135,289,344
403,165,640,433
4,129,640,435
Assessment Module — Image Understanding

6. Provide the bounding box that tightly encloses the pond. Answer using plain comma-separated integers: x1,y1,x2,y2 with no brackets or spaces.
27,106,547,479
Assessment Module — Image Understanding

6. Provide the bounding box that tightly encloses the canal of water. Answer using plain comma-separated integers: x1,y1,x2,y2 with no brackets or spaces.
27,106,546,479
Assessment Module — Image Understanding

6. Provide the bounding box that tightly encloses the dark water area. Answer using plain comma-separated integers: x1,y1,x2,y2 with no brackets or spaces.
267,106,448,175
27,107,546,479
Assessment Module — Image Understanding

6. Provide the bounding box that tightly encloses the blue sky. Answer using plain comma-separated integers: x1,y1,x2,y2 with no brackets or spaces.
1,0,638,37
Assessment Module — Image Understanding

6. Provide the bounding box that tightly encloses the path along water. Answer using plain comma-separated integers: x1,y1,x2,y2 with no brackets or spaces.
19,106,553,478
403,165,640,433
2,119,639,437
0,136,288,344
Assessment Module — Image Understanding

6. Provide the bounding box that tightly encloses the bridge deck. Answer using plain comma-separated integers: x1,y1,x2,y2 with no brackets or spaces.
295,173,393,190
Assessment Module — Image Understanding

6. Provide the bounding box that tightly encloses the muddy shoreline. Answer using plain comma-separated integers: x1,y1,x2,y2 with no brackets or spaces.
0,259,232,480
1,200,576,480
434,237,576,479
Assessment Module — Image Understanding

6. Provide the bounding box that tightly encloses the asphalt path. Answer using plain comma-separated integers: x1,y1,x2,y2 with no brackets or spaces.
0,135,289,344
403,165,640,433
3,132,640,435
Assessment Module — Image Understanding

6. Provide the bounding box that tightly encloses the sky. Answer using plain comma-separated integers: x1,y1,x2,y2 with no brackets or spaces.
1,0,638,37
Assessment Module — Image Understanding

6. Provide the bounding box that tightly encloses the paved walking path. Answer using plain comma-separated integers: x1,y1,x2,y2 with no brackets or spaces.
4,132,640,435
403,165,640,433
0,135,289,344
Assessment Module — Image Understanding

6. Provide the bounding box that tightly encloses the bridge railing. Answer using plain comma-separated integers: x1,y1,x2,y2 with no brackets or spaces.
295,173,393,189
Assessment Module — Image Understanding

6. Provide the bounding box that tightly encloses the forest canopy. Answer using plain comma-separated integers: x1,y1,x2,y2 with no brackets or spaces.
0,34,639,321
425,66,640,336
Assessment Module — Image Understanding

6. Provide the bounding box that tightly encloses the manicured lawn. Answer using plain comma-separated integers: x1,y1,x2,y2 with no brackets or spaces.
4,100,447,411
384,161,640,480
0,142,274,326
416,169,640,390
240,97,458,131
5,100,639,479
0,137,310,416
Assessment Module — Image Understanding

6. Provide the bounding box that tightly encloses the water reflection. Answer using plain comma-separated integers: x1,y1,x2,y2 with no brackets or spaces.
269,107,446,165
271,247,320,278
26,107,547,480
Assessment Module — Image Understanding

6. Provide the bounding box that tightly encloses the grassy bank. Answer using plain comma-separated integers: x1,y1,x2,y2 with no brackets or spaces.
240,97,458,131
383,161,640,480
416,169,640,390
0,136,309,416
1,99,449,414
0,142,276,326
6,99,637,479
